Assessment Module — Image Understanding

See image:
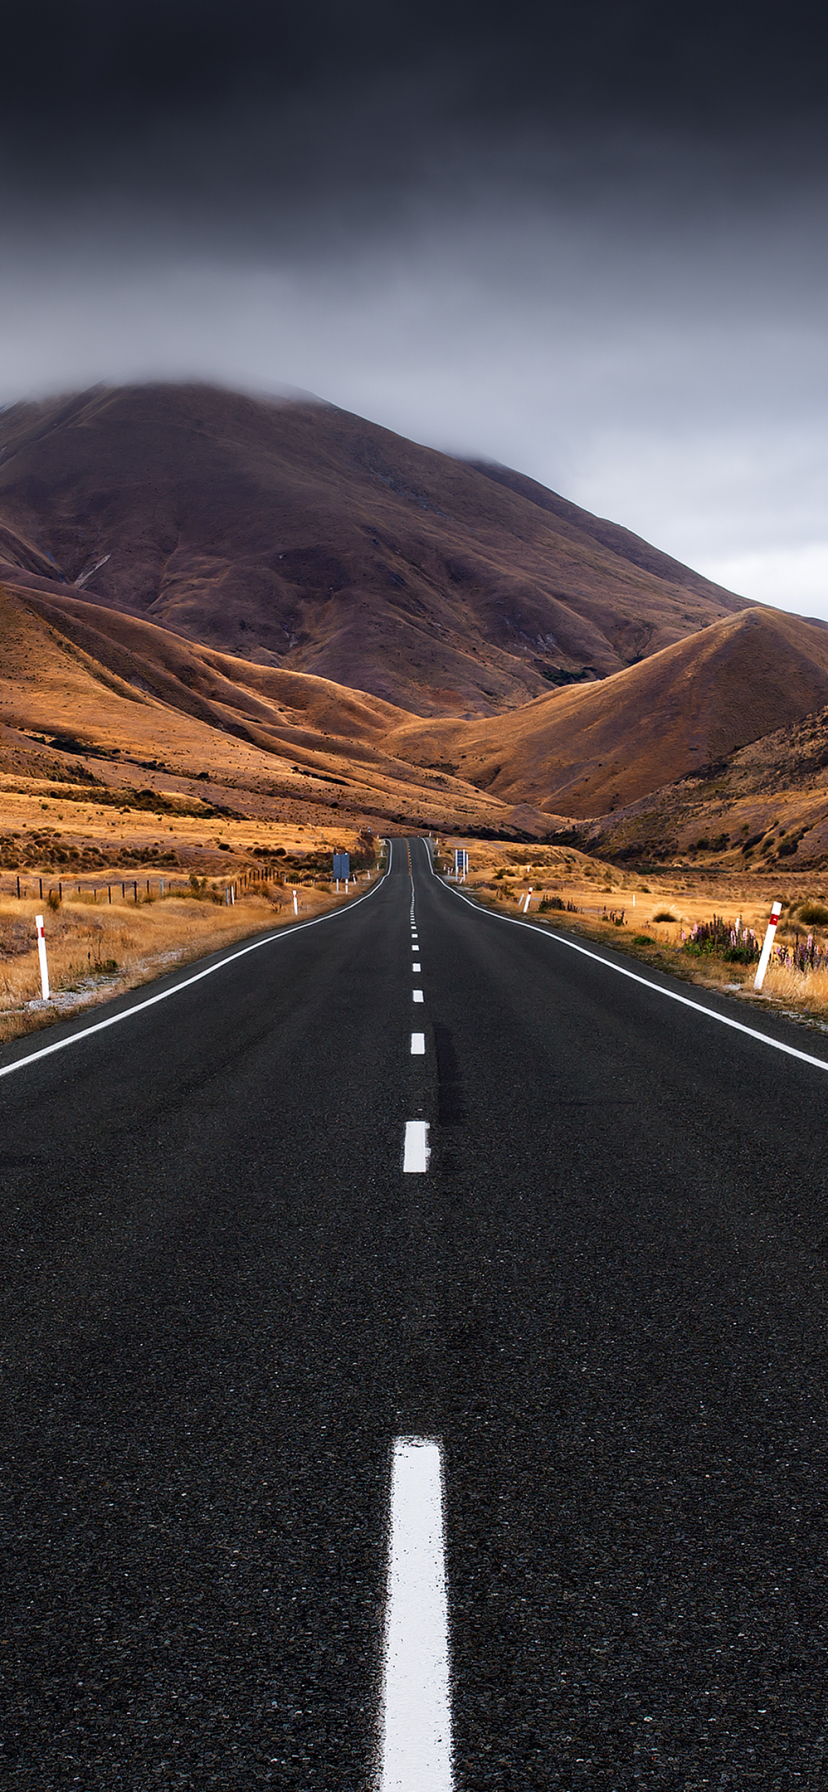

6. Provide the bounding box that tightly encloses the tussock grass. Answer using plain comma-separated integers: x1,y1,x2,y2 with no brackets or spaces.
0,883,352,1045
761,960,828,1017
439,833,828,1030
794,899,828,926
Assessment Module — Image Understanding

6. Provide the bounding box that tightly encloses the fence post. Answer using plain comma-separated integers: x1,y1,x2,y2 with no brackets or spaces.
35,914,50,1000
754,899,783,991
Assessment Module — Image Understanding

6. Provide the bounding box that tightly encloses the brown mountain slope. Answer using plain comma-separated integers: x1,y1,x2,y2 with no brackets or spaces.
386,608,828,816
579,703,828,870
466,460,737,598
4,584,828,859
0,383,747,718
0,583,555,836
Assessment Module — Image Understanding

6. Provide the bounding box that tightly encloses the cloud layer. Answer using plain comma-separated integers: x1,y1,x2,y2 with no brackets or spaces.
2,2,827,612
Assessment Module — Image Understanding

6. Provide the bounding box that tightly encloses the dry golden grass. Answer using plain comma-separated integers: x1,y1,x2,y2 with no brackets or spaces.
0,727,381,1044
759,960,828,1019
0,878,365,1045
0,772,373,883
437,832,828,1028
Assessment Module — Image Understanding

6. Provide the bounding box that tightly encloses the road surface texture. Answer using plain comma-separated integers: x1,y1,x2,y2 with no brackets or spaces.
4,835,828,1789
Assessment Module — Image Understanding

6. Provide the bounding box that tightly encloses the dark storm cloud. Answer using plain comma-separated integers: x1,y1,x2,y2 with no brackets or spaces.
4,1,828,210
1,3,827,614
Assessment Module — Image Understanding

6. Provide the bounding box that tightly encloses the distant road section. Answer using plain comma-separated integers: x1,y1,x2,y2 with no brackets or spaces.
3,836,828,1787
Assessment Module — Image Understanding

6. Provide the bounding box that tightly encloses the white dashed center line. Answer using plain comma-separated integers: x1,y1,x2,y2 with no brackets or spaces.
403,1120,430,1171
412,961,421,972
379,1436,453,1791
413,989,424,1003
411,1032,426,1055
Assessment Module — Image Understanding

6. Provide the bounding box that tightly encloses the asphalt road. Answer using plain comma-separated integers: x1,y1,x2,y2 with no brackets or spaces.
4,835,828,1789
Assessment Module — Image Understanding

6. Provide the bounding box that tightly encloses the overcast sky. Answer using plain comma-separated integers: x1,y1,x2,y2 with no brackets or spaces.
1,2,827,612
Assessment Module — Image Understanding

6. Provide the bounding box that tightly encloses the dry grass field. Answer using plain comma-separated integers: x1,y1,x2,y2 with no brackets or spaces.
436,834,828,1031
0,798,379,1044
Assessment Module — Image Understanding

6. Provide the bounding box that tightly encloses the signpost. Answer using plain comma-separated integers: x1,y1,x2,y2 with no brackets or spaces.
333,851,350,891
454,850,468,882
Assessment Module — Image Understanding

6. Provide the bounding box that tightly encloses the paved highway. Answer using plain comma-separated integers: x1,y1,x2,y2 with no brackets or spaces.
4,835,828,1789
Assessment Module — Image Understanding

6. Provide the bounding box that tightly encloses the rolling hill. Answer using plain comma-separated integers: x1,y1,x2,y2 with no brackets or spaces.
387,608,828,816
2,581,828,859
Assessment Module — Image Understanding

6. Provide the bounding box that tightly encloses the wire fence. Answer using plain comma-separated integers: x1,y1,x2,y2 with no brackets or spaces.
2,866,292,905
1,864,376,906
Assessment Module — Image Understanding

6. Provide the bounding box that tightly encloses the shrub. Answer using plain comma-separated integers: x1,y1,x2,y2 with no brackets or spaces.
47,889,61,911
797,899,828,926
540,895,565,911
653,909,678,923
634,933,654,944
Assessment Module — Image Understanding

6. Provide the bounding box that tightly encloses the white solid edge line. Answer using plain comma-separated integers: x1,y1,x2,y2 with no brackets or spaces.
0,843,395,1084
418,837,828,1076
411,1031,426,1055
378,1436,453,1792
403,1119,430,1171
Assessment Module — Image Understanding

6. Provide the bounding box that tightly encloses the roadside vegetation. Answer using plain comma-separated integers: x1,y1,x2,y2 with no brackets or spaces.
435,834,828,1032
0,837,380,1045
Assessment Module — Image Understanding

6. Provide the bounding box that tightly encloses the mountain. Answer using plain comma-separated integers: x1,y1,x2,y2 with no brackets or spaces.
387,608,828,817
574,698,828,870
4,580,828,857
3,381,826,862
0,382,747,718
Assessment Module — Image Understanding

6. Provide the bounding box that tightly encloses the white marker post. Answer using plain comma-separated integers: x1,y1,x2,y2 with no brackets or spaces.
35,914,50,1000
522,887,533,913
293,890,299,916
754,899,783,991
